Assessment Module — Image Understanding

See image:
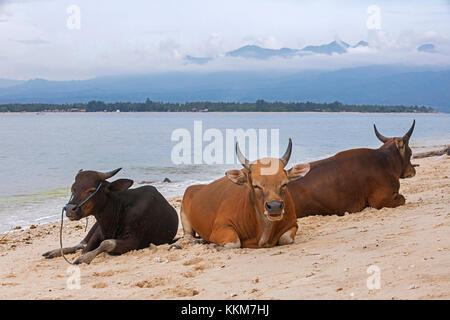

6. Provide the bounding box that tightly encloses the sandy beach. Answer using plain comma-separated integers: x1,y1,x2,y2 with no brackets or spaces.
0,148,449,300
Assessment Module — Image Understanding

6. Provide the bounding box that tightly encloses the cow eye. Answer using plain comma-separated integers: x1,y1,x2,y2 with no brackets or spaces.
252,185,262,190
281,183,288,189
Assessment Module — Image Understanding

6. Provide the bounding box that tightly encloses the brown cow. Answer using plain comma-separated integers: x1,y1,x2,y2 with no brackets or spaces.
288,120,416,218
180,139,310,249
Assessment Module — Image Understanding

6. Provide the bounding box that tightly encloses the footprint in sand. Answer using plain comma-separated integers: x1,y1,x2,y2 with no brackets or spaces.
182,257,203,266
135,277,167,288
92,282,108,288
92,270,116,277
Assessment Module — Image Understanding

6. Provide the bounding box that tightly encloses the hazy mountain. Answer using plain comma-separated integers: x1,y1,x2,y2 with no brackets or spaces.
0,66,449,112
0,79,25,88
300,40,350,55
184,55,214,65
417,44,437,53
225,45,299,59
185,40,366,63
353,40,369,48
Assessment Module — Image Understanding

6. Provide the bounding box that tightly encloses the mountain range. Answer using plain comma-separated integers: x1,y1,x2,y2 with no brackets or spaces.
184,39,445,64
0,65,449,112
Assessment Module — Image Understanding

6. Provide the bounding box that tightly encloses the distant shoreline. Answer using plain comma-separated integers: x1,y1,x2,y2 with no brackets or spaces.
0,110,439,114
0,100,436,113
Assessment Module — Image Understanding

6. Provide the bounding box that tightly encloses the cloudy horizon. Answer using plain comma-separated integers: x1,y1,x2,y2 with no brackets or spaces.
1,0,450,80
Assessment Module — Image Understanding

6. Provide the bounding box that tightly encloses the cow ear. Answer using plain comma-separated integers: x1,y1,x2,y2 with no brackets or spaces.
226,169,247,185
287,163,310,181
107,179,134,192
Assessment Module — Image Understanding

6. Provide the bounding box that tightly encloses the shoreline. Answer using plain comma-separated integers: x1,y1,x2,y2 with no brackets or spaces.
0,111,443,114
1,143,449,236
0,146,449,299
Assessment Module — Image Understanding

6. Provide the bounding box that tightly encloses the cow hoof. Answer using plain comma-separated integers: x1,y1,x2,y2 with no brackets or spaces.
168,244,182,250
42,250,59,259
73,259,90,265
207,244,225,251
192,239,208,245
73,255,92,265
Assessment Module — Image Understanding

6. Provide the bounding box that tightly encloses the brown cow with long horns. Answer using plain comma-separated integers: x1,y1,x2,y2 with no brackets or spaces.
180,139,311,249
288,120,416,218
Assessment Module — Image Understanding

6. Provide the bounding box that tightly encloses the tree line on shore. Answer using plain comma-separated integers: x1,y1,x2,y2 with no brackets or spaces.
0,99,435,113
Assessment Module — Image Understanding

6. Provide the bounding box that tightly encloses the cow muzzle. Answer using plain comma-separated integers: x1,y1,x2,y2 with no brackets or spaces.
264,201,284,221
401,165,416,179
65,204,83,221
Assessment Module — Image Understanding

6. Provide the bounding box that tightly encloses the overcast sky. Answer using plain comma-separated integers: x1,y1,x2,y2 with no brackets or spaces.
1,0,449,80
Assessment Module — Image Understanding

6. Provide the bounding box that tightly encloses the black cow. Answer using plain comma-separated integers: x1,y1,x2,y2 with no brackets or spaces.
43,168,179,264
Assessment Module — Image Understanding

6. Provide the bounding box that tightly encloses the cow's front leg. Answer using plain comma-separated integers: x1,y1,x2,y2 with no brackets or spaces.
277,226,298,246
369,191,405,209
209,227,241,251
42,243,85,259
73,238,136,265
42,222,100,259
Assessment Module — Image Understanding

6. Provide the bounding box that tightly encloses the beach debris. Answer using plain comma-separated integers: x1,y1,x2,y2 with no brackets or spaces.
13,226,21,230
413,145,450,159
152,256,169,263
409,284,419,290
252,277,259,284
270,251,284,256
29,225,37,229
163,177,172,183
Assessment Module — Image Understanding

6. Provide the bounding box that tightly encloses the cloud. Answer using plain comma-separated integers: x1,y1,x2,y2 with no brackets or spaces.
0,0,449,80
158,39,182,60
240,35,283,50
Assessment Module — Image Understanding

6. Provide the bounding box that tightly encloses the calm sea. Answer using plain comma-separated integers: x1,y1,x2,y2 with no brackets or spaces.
0,112,449,233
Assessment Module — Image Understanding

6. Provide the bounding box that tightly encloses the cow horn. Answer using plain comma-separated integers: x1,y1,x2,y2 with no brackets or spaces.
403,120,415,140
235,142,250,170
280,138,293,167
98,168,122,180
373,124,389,143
